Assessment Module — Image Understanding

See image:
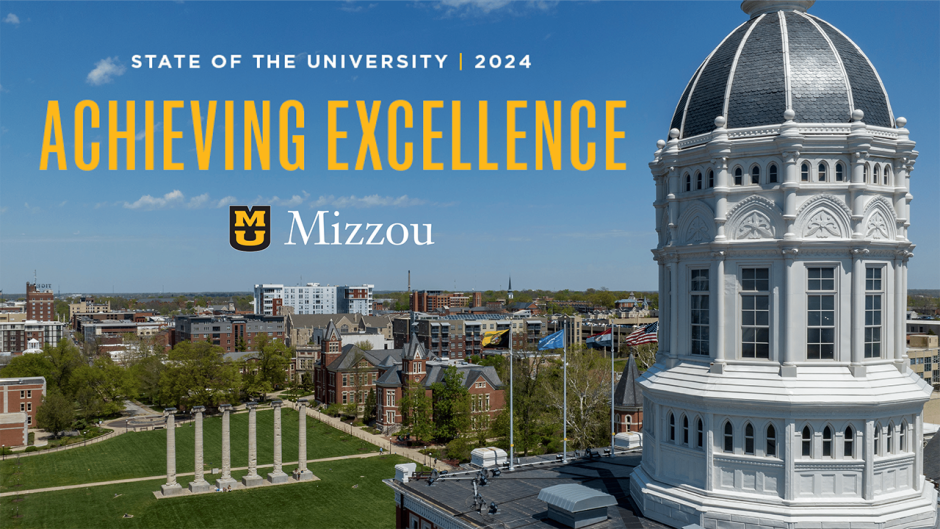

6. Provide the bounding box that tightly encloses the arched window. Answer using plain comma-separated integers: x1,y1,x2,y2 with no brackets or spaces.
723,422,733,453
874,423,881,455
744,423,755,454
696,418,704,449
751,165,760,184
801,163,809,181
769,164,778,183
685,174,692,192
734,167,743,186
823,426,833,457
669,413,675,442
625,415,632,432
887,423,894,453
683,415,690,444
766,424,777,457
900,422,906,452
864,164,870,183
873,165,880,185
818,163,827,182
801,426,812,457
708,170,715,188
884,165,892,185
835,163,844,182
696,171,703,190
844,426,854,458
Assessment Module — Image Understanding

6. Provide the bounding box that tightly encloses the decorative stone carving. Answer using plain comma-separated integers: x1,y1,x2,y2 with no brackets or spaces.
803,211,841,238
795,195,852,240
726,195,782,241
735,212,774,239
866,211,890,239
862,197,899,241
687,217,710,244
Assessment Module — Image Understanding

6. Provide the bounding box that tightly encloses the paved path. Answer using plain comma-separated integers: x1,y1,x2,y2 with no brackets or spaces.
0,452,382,497
288,401,455,472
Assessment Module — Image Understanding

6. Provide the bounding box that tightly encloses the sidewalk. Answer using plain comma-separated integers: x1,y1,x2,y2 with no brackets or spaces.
287,401,454,471
0,452,382,497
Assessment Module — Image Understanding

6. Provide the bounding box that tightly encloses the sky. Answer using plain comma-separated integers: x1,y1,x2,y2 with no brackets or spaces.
1,0,937,294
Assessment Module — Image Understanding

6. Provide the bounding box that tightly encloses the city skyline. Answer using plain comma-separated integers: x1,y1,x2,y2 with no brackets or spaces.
1,1,937,293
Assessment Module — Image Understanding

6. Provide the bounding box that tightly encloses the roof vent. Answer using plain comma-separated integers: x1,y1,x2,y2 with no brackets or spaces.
538,484,616,528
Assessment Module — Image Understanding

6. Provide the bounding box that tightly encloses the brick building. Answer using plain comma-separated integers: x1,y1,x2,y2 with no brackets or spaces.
409,291,481,313
0,320,66,355
613,355,643,433
392,316,544,359
25,282,54,322
173,314,285,352
313,321,392,407
0,377,46,447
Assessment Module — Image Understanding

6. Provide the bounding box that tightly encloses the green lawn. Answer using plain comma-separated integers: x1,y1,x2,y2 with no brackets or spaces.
0,408,377,492
0,456,407,529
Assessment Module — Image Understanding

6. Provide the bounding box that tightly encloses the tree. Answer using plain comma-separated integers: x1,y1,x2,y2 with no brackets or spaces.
235,337,248,352
43,340,85,397
0,353,53,381
544,345,611,450
509,349,556,456
400,380,433,443
36,391,74,438
363,388,377,423
631,342,658,371
71,356,135,420
432,365,471,442
159,341,240,409
354,340,374,351
252,335,293,396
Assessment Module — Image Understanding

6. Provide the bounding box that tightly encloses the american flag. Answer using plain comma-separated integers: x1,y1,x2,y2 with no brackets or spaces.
623,321,658,346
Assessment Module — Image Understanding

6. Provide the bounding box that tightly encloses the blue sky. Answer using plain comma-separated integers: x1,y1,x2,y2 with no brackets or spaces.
1,1,937,294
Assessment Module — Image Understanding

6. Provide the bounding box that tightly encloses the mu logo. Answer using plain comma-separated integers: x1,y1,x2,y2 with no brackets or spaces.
229,206,271,252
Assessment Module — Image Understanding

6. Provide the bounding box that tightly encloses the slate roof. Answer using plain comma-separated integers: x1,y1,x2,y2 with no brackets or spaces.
614,355,642,410
924,433,939,483
288,313,392,331
402,333,427,361
326,344,403,372
324,319,342,342
423,364,503,390
671,5,893,140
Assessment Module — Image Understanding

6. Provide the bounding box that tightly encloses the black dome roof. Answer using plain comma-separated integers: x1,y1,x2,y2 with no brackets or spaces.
670,3,894,139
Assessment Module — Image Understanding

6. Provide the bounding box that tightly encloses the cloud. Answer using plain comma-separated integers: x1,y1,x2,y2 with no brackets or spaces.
86,57,127,86
0,206,8,214
59,201,67,207
439,0,512,13
135,122,162,141
215,196,238,208
310,194,428,209
338,1,377,13
123,190,185,210
250,191,310,207
3,13,20,25
186,193,210,209
24,202,41,214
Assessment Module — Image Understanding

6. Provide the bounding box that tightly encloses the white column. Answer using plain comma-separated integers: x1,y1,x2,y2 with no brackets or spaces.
712,252,726,371
243,402,263,487
189,406,211,492
781,248,800,376
850,248,868,376
216,404,236,489
295,398,313,480
160,408,182,496
894,253,906,367
268,400,288,483
667,256,679,367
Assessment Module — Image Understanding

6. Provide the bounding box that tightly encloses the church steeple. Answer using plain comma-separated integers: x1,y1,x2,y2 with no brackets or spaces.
507,276,513,300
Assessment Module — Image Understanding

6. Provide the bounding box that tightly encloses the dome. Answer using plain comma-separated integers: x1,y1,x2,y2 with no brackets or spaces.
669,1,894,139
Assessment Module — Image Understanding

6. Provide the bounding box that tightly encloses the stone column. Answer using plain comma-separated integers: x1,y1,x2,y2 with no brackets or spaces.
295,398,313,481
850,248,869,377
267,400,288,483
216,404,236,489
189,406,211,492
780,248,800,377
161,408,183,496
242,402,263,487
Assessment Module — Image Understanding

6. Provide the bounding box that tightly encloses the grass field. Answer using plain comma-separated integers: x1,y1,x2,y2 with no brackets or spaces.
0,408,376,492
0,456,407,529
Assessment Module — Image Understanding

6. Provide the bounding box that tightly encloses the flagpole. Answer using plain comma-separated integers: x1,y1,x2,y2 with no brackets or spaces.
611,321,615,457
509,325,514,471
563,320,568,463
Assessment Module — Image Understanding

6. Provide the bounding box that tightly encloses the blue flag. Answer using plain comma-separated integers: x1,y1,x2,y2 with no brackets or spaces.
538,329,565,350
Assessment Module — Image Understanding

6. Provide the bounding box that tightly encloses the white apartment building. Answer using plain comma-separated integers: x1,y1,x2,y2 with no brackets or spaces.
254,283,375,317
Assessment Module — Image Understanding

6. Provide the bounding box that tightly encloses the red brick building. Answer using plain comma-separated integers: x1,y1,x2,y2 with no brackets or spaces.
314,321,387,407
410,291,481,313
613,355,643,433
173,314,285,352
0,377,46,447
26,282,55,322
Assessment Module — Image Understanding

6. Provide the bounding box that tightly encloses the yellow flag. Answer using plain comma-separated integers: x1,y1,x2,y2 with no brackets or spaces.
481,329,509,347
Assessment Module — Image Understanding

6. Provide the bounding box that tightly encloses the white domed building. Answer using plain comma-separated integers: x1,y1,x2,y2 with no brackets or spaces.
630,1,937,527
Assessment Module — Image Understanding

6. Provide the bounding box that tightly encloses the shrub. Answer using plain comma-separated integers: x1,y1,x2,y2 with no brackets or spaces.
24,446,39,453
446,438,471,463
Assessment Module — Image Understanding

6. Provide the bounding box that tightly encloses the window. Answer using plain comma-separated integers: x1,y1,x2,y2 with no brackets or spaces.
835,163,844,182
386,410,395,424
691,269,710,356
900,422,906,452
751,165,760,184
769,164,778,183
683,415,689,444
696,171,703,190
844,426,854,458
27,403,31,412
873,165,880,185
744,423,755,454
807,268,836,360
27,416,32,425
342,392,348,404
20,390,24,398
342,374,348,387
865,267,883,358
801,426,812,457
823,426,832,457
883,165,892,185
386,390,396,407
734,167,743,186
624,415,632,432
874,424,881,455
887,423,893,453
818,163,827,182
696,418,704,449
801,163,809,181
708,170,715,188
741,268,770,359
766,424,776,457
20,403,25,412
27,390,32,398
685,174,691,192
669,413,676,442
863,164,869,183
723,422,733,453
